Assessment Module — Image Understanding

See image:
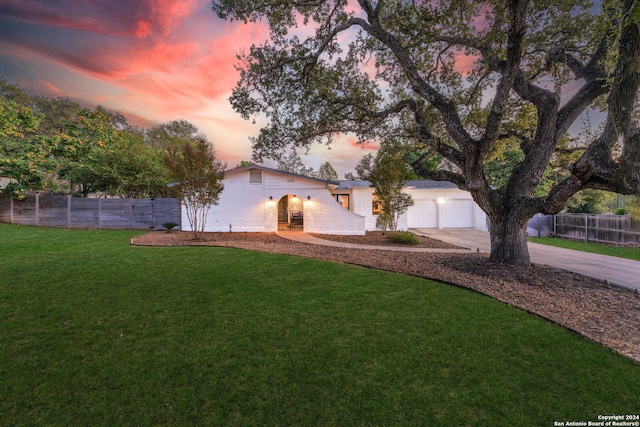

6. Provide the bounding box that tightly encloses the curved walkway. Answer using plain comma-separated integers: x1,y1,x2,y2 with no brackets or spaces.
278,230,640,291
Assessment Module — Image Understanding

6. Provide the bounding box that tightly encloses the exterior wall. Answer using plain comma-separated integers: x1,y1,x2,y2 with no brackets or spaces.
303,190,365,235
181,168,365,234
182,171,268,232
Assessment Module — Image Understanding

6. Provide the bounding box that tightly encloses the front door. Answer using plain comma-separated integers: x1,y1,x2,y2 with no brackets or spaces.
277,195,303,230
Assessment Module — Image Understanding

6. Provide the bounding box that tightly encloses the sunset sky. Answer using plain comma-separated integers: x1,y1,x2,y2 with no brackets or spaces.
0,0,377,176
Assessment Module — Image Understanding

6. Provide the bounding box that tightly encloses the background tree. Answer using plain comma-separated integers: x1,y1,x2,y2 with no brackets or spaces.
276,151,315,176
0,97,53,199
317,161,338,180
344,153,375,180
146,119,202,150
163,137,225,240
235,160,254,168
70,129,171,198
55,107,123,196
214,0,640,265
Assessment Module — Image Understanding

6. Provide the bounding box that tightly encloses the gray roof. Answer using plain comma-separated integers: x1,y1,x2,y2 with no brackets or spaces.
335,179,458,190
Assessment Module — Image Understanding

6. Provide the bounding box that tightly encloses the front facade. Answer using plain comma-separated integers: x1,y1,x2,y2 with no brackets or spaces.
181,165,487,235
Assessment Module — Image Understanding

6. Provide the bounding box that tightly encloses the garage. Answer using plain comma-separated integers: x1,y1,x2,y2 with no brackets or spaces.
407,199,438,228
441,200,475,228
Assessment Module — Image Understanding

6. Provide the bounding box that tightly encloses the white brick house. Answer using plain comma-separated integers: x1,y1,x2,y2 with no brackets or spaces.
181,165,487,234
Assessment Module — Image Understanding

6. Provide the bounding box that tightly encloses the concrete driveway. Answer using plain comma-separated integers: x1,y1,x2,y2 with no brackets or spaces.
412,228,640,291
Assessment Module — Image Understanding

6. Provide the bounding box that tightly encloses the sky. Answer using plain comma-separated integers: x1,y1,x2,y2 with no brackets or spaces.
0,0,377,177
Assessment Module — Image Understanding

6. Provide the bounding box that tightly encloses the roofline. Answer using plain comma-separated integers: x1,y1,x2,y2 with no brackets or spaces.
227,164,340,185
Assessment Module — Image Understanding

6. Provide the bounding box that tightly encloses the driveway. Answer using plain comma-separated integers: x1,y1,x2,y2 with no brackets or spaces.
412,228,640,291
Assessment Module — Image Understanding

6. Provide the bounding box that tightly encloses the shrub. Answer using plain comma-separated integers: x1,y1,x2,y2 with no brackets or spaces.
614,208,626,215
162,222,179,232
387,231,420,245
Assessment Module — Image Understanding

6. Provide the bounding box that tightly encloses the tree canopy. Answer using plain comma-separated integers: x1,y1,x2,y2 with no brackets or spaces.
213,0,640,265
0,80,214,200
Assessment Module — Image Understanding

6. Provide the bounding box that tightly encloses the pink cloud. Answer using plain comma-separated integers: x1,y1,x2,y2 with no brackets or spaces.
343,134,379,150
37,80,63,95
0,0,199,38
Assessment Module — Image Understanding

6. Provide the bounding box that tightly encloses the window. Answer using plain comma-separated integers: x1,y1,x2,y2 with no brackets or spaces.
372,194,383,215
334,194,349,210
249,169,262,184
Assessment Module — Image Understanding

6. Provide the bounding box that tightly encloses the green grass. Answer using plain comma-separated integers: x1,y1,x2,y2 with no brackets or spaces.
529,236,640,261
1,224,639,426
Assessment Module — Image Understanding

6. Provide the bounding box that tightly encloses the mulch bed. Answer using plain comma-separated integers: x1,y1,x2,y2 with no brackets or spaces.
132,231,640,363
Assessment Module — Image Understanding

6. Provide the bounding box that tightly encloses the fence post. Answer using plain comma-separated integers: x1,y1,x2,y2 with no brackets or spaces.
98,198,102,228
67,195,71,228
35,192,40,226
584,214,588,242
9,196,13,224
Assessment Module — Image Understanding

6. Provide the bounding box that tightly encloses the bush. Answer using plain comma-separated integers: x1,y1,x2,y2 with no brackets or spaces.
162,222,179,232
387,231,420,245
614,208,626,215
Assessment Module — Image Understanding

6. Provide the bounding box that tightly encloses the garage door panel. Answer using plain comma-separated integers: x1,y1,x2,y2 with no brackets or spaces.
442,200,474,228
408,200,438,228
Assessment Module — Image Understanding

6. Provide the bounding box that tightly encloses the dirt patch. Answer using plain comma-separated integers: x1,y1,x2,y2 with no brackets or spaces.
132,231,640,363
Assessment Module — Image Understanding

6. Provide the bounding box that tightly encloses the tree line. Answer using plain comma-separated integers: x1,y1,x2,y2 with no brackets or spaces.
0,79,224,202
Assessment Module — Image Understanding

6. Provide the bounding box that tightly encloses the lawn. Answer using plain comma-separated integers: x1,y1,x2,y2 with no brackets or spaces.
529,236,640,261
1,224,639,426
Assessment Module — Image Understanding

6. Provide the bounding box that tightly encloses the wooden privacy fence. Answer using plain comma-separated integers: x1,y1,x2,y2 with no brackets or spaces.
527,214,553,237
0,192,181,230
553,213,640,245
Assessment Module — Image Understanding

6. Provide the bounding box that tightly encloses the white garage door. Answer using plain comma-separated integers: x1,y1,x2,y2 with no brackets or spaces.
442,200,474,228
408,200,438,228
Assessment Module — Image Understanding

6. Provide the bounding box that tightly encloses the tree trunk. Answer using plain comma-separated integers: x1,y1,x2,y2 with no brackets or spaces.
488,214,531,266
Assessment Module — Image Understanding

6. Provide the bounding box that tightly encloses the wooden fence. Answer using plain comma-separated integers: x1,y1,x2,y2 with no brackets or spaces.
0,192,181,230
527,214,553,237
553,213,640,245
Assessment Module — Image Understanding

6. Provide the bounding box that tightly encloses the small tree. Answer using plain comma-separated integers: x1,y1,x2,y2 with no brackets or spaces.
164,137,225,240
370,145,414,232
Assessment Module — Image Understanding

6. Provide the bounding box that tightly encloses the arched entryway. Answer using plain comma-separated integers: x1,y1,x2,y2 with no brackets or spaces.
277,194,304,231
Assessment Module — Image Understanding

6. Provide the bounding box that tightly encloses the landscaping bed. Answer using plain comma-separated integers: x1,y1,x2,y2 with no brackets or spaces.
132,231,640,363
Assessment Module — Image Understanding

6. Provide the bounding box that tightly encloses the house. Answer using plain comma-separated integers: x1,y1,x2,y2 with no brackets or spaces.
181,165,487,234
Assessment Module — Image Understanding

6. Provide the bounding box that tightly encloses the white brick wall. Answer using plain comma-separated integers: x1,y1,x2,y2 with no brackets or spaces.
181,168,365,234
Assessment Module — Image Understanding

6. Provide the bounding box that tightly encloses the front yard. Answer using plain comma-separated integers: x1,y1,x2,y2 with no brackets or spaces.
1,224,638,425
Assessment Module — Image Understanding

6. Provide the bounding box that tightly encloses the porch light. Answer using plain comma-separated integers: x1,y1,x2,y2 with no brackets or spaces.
307,196,311,200
269,196,273,201
437,197,445,205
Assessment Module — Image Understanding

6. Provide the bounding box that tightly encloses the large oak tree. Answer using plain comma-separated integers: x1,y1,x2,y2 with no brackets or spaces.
213,0,640,265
